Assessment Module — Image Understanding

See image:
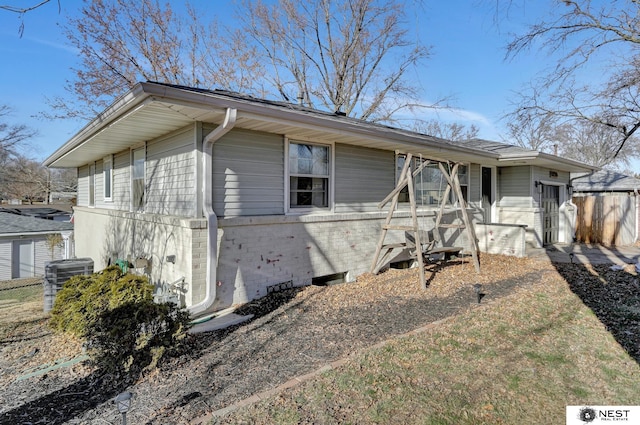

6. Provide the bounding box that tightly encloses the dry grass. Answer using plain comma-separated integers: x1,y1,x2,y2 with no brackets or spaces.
211,269,640,425
2,254,640,424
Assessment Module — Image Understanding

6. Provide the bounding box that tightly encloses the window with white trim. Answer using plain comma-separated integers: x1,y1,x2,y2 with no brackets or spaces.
103,155,113,201
131,146,145,211
288,141,330,210
89,163,95,207
396,154,468,206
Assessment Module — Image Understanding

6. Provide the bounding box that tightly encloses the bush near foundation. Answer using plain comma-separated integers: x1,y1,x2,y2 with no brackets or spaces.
49,266,191,373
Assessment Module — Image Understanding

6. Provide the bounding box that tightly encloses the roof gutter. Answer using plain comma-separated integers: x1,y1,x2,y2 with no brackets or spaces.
188,107,237,317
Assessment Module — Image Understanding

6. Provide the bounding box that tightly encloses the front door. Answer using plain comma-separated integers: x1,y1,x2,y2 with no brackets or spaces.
12,240,34,278
542,185,560,245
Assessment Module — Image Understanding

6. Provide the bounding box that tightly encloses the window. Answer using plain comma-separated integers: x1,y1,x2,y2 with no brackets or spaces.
103,155,113,201
89,163,95,207
457,164,469,204
396,154,468,206
288,141,330,210
132,146,145,211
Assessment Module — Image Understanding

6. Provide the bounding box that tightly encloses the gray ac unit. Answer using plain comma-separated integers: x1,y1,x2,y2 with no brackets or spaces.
44,258,94,312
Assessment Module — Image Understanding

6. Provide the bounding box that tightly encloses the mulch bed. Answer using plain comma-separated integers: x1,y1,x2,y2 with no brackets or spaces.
0,253,637,424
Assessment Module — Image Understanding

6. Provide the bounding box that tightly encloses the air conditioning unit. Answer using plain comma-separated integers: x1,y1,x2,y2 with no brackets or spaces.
44,258,94,312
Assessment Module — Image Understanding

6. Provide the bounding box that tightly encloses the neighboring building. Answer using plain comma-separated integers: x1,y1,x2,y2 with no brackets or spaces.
0,212,74,280
572,170,640,246
1,206,72,222
43,82,595,315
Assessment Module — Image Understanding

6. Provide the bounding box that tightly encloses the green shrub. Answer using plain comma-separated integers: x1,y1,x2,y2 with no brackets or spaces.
49,266,154,338
49,266,191,373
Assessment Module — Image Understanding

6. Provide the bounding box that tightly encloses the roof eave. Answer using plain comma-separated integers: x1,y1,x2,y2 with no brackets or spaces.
43,84,151,167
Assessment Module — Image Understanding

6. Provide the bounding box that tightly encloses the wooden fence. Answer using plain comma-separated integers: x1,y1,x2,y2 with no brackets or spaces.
573,194,636,246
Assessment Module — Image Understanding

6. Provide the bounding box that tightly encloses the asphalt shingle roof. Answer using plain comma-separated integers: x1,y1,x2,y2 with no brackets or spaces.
0,212,73,235
572,170,640,192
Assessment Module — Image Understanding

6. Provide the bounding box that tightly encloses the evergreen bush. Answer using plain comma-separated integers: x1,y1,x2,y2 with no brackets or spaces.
49,266,191,373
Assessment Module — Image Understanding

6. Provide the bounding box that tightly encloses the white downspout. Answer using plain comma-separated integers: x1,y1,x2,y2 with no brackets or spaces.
188,108,237,316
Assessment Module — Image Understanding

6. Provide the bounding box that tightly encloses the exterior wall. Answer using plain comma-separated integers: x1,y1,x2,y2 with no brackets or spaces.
212,129,284,217
146,127,198,217
77,165,90,207
70,123,543,311
0,239,10,280
475,223,527,257
498,166,532,208
532,166,569,209
497,165,572,247
334,144,394,213
72,206,205,307
211,207,508,309
498,207,542,248
113,150,131,210
94,159,106,208
76,125,198,217
0,234,66,280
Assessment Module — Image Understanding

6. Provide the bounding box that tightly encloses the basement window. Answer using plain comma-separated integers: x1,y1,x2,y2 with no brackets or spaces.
312,272,347,286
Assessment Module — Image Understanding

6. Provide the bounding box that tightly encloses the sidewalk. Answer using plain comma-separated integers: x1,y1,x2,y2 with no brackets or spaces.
526,243,640,265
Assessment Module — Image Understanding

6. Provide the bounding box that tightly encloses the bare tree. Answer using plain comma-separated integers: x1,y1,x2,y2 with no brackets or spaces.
49,0,263,120
0,105,36,178
558,120,640,170
238,0,431,122
503,1,640,165
1,155,49,202
414,120,479,141
503,107,565,152
53,0,434,125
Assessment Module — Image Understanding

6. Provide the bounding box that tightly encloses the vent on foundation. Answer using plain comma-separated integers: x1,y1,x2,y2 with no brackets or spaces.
267,280,293,294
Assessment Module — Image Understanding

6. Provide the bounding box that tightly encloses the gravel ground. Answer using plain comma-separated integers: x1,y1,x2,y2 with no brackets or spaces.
0,252,637,424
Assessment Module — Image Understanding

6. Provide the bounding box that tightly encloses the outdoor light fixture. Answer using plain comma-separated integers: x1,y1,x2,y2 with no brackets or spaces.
473,283,483,304
535,181,543,194
114,391,133,425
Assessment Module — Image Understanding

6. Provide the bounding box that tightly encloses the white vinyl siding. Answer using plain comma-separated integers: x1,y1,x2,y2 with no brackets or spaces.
145,128,197,217
212,129,284,217
334,144,393,213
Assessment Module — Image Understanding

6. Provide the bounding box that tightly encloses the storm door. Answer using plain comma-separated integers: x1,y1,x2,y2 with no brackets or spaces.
542,185,560,245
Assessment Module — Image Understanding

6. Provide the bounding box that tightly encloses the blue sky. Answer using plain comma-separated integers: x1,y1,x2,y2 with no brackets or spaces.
0,1,587,166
